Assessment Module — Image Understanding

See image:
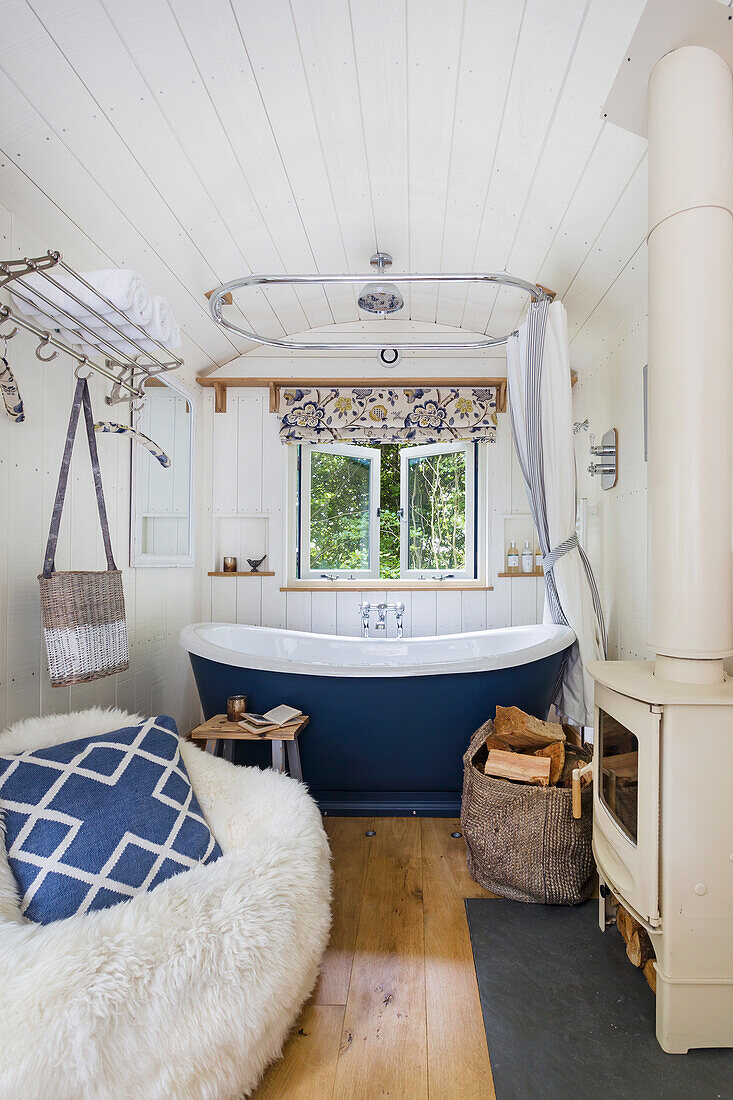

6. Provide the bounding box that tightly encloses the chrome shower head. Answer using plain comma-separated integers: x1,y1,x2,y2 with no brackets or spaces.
358,252,404,316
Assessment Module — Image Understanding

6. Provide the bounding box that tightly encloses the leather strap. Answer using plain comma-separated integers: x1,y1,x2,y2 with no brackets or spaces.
43,378,116,578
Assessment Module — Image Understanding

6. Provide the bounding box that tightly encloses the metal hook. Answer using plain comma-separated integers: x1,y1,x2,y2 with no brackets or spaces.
0,307,18,341
74,360,92,380
35,333,58,362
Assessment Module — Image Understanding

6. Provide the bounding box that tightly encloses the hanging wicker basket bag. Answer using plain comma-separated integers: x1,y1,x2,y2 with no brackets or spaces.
460,720,595,905
38,377,129,687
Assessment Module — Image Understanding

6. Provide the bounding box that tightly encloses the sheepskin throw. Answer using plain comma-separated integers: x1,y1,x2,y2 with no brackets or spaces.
0,714,221,924
0,708,332,1099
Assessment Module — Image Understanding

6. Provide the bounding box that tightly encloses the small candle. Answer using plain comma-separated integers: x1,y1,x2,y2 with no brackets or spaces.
226,694,248,722
223,556,237,573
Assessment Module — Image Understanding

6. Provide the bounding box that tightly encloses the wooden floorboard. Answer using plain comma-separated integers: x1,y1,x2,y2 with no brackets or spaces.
422,817,496,1098
252,817,496,1098
252,1005,345,1098
332,817,428,1100
311,816,373,1006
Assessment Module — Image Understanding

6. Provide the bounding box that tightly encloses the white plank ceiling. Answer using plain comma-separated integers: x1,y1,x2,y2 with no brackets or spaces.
0,0,649,373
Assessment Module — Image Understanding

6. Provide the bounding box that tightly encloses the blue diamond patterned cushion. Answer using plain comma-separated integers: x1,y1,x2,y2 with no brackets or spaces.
0,715,222,924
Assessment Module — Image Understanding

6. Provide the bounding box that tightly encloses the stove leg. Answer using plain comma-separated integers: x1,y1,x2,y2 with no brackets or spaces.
598,881,618,931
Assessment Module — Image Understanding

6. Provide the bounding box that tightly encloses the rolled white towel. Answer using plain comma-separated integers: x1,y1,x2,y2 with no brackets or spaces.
11,268,153,328
80,296,180,349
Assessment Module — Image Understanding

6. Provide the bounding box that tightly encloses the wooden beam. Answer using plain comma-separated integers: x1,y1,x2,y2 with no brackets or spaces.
199,376,509,414
204,287,233,306
213,381,227,414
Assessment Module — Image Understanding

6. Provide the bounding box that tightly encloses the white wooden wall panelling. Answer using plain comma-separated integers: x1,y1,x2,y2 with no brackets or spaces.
564,157,647,341
411,590,437,637
487,0,647,340
406,0,464,323
335,590,362,637
533,135,646,314
288,0,377,268
3,215,48,724
0,151,222,375
436,589,462,635
1,199,205,733
348,0,410,311
0,6,243,363
569,240,646,371
436,0,525,328
0,205,10,729
260,408,287,629
160,0,333,334
461,0,590,336
311,591,337,636
0,83,232,371
24,0,268,350
235,396,263,626
226,0,356,325
286,589,312,633
98,0,318,340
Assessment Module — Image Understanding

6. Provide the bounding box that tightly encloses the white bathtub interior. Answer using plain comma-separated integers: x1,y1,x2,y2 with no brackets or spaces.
180,622,576,677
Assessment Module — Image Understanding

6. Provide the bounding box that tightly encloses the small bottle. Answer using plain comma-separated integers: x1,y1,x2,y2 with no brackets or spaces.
535,546,543,575
507,540,519,574
521,540,533,574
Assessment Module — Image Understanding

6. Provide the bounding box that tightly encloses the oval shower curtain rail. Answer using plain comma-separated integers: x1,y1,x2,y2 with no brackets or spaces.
208,271,551,351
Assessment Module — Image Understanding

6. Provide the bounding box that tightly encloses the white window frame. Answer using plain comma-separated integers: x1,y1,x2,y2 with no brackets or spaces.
299,442,381,580
399,440,476,581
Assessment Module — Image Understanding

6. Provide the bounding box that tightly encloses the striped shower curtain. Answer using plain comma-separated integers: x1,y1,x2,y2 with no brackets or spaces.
506,299,607,726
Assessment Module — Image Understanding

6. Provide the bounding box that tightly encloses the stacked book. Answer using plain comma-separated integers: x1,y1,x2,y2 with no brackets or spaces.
237,704,303,737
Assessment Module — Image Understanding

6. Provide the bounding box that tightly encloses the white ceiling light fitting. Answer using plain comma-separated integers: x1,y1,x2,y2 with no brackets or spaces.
379,348,401,367
207,261,550,352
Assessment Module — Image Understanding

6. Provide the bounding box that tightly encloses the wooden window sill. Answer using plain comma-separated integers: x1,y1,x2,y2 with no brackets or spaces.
280,581,494,592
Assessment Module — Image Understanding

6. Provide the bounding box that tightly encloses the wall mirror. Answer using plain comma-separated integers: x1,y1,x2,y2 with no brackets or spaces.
130,376,195,567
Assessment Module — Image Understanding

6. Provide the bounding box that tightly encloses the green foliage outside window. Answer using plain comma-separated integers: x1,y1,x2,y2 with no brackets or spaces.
309,451,371,571
305,443,469,577
407,450,466,572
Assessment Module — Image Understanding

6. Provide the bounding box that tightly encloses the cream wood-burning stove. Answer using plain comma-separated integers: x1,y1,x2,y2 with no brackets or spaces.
593,35,733,1054
590,662,733,1053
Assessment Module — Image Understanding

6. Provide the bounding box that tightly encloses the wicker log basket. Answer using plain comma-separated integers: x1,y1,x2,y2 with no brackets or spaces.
461,719,595,905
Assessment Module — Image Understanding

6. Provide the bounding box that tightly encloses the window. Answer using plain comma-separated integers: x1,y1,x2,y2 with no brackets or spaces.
293,440,481,582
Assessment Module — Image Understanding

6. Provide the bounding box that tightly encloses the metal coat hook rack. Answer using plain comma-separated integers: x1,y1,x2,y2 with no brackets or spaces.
0,251,183,404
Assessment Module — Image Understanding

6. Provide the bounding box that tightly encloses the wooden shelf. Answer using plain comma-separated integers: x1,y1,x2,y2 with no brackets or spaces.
208,571,275,577
498,572,544,579
196,375,508,414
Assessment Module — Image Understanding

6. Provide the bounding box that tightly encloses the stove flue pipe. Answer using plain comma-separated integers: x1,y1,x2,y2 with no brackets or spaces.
647,46,733,685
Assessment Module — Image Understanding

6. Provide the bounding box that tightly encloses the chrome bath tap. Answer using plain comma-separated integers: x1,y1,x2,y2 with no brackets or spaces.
359,602,405,638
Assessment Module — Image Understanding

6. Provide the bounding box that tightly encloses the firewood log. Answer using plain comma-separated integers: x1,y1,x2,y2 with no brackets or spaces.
533,741,565,785
617,906,655,968
626,927,655,969
493,706,566,750
559,747,591,788
484,748,551,786
644,959,657,995
484,733,514,754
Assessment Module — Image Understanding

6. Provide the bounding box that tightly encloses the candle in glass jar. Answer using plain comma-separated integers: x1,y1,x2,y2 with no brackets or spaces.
226,694,248,722
222,556,237,573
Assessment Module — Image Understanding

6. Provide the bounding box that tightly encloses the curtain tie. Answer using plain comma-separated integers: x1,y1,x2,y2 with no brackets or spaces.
543,533,579,573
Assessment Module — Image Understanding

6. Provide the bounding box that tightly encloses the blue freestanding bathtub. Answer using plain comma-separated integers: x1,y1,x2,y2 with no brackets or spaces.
180,622,575,816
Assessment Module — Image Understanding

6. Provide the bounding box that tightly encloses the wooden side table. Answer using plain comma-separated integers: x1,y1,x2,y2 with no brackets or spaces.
190,713,308,781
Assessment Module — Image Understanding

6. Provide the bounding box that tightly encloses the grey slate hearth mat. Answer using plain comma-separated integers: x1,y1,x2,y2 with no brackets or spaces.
465,899,733,1100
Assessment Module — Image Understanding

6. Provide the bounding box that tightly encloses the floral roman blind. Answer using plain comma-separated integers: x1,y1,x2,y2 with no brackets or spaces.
277,386,498,444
